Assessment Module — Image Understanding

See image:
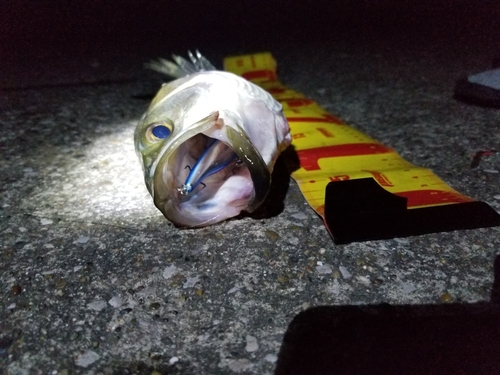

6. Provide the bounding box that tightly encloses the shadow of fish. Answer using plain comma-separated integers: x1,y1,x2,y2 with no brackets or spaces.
135,51,291,227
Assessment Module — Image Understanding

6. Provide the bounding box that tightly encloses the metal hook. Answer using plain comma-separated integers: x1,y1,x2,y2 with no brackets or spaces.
178,139,237,195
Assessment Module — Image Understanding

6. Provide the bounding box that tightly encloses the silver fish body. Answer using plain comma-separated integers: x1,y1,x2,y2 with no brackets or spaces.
135,54,291,227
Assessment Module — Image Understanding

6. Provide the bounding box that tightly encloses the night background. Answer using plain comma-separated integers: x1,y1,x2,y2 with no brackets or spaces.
1,0,499,88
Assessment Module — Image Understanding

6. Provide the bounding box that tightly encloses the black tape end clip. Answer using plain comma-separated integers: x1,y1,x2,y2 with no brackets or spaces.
324,178,500,244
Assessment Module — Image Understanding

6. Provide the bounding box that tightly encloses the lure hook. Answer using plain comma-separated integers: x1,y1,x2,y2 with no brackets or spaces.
178,139,237,195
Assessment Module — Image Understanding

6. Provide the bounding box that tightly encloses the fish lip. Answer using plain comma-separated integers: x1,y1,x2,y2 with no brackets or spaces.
151,113,271,226
224,125,271,212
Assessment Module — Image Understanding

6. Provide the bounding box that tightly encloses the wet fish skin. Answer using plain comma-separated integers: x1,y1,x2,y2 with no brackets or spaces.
135,53,291,227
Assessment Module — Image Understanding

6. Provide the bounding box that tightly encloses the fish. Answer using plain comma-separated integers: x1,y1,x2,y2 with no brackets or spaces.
135,51,292,227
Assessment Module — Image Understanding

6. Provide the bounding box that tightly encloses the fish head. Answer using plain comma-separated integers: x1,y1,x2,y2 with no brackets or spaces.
135,97,271,227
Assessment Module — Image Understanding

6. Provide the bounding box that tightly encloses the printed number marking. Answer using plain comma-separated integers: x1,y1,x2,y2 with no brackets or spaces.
317,127,334,138
329,175,350,181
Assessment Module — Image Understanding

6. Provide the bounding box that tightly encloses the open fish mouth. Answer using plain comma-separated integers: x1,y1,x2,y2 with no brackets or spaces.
152,118,271,227
175,135,242,197
170,133,246,204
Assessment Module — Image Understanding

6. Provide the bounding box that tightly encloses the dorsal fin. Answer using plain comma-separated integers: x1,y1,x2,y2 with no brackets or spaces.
145,50,217,78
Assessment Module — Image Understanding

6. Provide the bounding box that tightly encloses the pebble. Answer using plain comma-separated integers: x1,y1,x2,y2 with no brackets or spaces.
183,276,200,289
245,335,259,352
76,236,90,244
483,169,499,174
494,194,500,200
227,358,253,372
440,292,453,303
162,265,177,279
108,296,124,308
357,275,371,285
87,300,107,311
401,281,416,294
316,264,333,274
75,350,100,367
228,286,240,294
169,356,179,365
55,278,67,290
277,275,288,283
40,218,53,225
291,212,308,220
331,281,341,295
338,265,352,279
265,230,279,242
264,353,277,363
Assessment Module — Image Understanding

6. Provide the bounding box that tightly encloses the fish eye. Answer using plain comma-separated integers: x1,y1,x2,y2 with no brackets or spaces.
152,125,171,138
147,122,173,141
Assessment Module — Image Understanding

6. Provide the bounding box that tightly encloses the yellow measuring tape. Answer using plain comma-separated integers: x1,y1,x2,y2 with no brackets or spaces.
224,52,500,243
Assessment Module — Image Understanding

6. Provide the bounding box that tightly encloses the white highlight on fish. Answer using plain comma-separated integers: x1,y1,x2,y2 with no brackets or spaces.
135,51,291,227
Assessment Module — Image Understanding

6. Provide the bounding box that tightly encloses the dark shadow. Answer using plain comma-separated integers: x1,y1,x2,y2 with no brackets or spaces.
1,78,137,92
325,178,500,244
275,303,500,375
240,146,300,220
453,57,500,110
131,92,157,101
453,78,500,110
491,254,500,304
275,255,500,375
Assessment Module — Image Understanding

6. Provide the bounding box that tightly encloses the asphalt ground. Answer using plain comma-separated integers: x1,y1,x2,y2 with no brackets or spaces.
1,1,500,374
